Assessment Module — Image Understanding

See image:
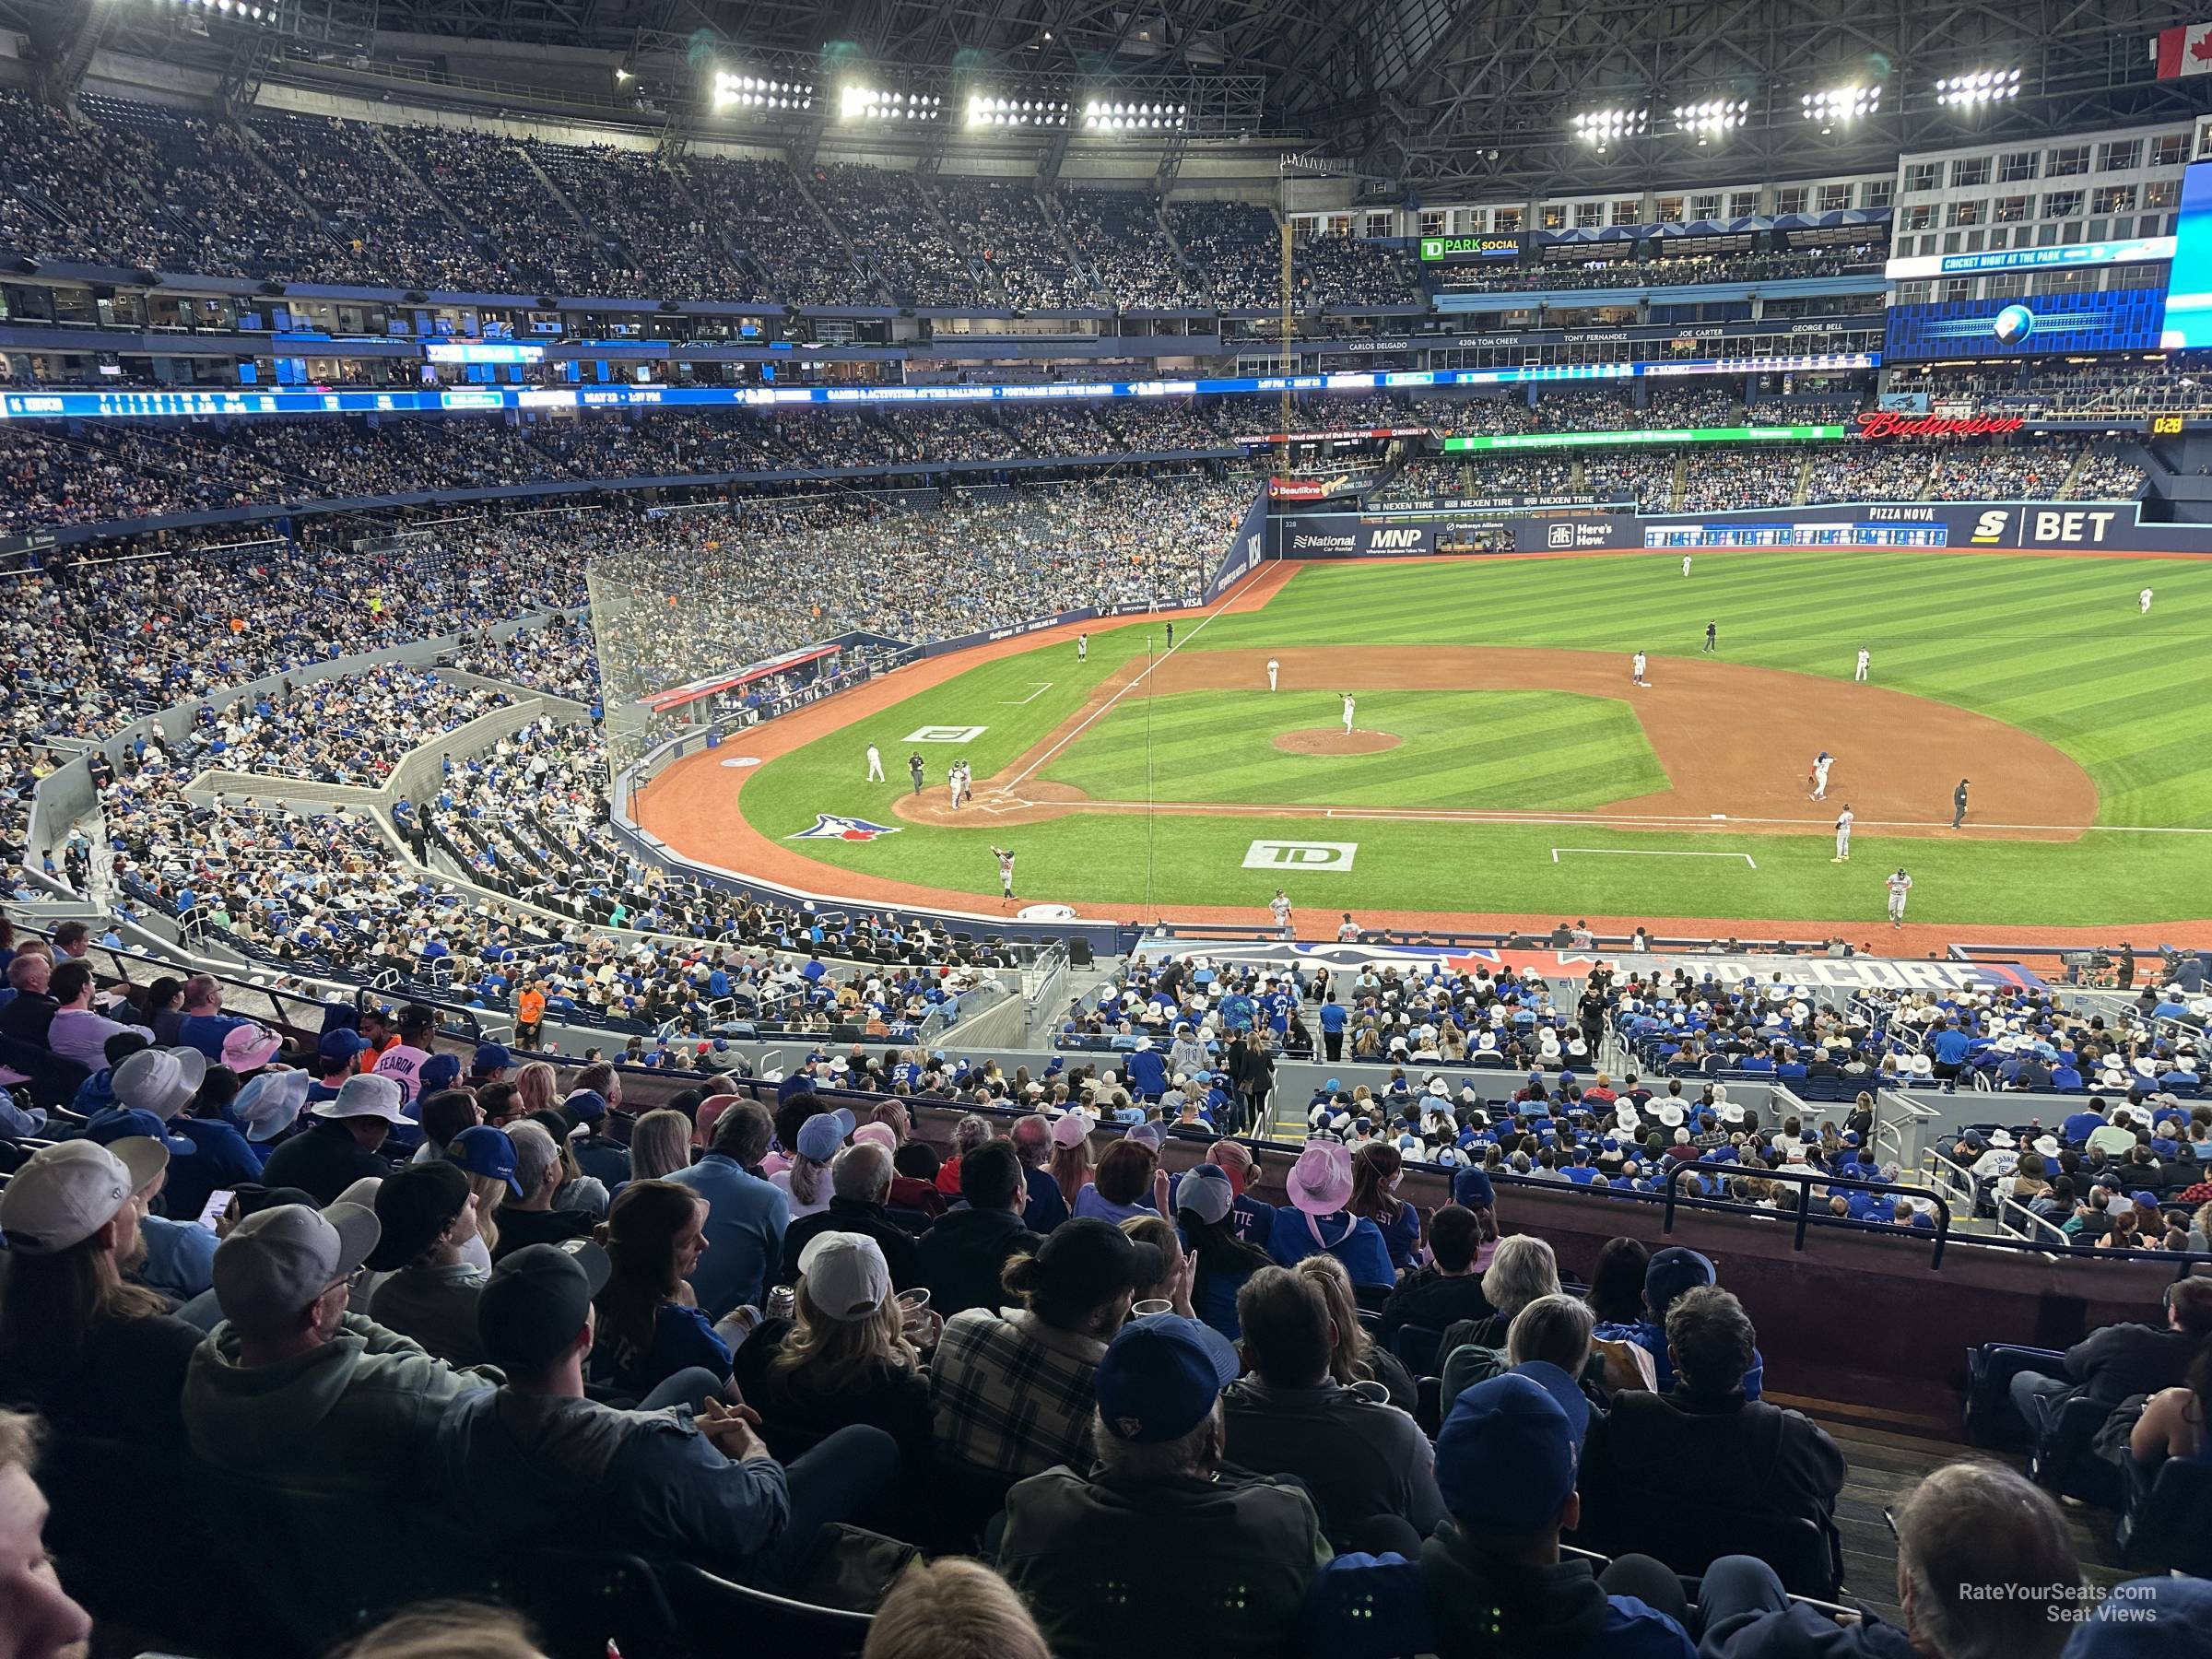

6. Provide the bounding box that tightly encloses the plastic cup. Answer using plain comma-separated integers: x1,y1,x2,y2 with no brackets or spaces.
1133,1298,1174,1318
896,1288,931,1313
1350,1379,1392,1405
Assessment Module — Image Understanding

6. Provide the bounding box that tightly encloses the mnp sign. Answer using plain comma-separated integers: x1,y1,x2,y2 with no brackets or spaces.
1242,840,1359,871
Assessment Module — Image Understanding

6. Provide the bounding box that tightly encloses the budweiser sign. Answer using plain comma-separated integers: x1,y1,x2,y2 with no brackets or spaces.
1852,412,2027,440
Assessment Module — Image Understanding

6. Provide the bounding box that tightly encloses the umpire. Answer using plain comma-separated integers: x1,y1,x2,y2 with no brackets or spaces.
1951,778,1971,830
909,752,926,796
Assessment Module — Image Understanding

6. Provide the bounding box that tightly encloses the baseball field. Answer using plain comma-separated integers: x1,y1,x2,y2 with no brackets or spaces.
639,548,2212,934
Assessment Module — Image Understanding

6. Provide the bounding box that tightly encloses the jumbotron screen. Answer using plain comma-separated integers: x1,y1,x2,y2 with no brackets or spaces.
2160,159,2212,348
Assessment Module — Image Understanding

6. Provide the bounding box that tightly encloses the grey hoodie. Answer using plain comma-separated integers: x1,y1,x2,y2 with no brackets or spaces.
183,1312,499,1495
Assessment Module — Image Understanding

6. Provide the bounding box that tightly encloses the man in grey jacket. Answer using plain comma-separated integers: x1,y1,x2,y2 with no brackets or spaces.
182,1201,499,1495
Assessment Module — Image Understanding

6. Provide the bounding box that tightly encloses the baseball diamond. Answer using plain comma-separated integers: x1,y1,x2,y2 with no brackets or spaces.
634,547,2212,935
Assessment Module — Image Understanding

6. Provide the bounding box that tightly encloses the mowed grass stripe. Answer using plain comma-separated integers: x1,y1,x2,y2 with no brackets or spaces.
1041,689,1666,811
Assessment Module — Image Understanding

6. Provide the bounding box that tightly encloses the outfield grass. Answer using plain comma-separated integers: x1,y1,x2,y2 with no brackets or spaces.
1040,688,1665,809
738,550,2212,926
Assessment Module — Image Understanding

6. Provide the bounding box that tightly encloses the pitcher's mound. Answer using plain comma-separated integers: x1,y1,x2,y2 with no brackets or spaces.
1276,728,1402,756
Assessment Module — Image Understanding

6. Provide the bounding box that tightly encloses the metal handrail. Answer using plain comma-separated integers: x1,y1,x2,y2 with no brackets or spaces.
1660,1160,1955,1270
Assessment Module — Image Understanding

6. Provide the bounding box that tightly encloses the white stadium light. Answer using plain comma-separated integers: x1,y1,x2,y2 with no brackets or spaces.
1801,84,1881,130
1672,98,1748,144
716,69,813,112
1570,107,1649,152
1935,67,2022,107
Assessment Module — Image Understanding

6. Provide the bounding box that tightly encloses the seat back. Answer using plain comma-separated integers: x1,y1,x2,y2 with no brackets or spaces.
1572,1485,1840,1600
0,1036,89,1108
1390,1323,1442,1377
2119,1455,2212,1576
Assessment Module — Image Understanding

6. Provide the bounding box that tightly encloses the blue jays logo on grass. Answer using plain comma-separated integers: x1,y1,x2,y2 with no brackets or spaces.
789,814,900,842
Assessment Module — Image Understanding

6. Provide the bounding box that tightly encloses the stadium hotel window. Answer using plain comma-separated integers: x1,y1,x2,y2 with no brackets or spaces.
1542,204,1567,229
1864,179,1894,207
2093,185,2138,214
2063,220,2087,243
1946,200,1983,227
1575,201,1605,229
1998,150,2040,182
1962,230,1984,251
2110,261,2164,289
1610,199,1639,226
1985,274,2029,299
2036,223,2058,245
1691,194,1723,218
2147,179,2181,210
1903,203,1937,231
2099,139,2142,171
1655,195,1685,222
2047,144,2090,177
1818,182,1853,211
1942,277,1973,302
1994,195,2031,223
1450,208,1482,232
1419,210,1445,236
1896,279,1933,303
1775,185,1809,214
1951,156,1992,187
1728,190,1759,216
1905,162,1941,192
1495,206,1524,231
2042,189,2082,218
1365,211,1392,237
2152,133,2189,168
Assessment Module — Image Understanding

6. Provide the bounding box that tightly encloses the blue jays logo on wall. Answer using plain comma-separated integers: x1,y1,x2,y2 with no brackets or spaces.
1991,304,2035,346
789,814,901,842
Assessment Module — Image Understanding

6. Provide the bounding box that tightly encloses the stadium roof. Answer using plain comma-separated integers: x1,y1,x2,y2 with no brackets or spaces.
19,0,2212,194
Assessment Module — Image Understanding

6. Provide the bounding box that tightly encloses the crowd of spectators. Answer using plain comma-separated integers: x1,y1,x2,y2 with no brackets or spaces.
679,154,878,306
1927,446,2078,502
1166,200,1283,308
1677,451,1806,512
807,165,982,308
930,177,1092,310
1052,187,1196,308
2067,447,2148,500
1803,446,1932,505
1583,453,1679,511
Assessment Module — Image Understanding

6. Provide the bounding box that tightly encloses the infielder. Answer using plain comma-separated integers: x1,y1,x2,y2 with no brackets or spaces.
1808,751,1832,802
907,752,925,796
1267,657,1280,691
865,744,884,782
1703,621,1717,653
1832,804,1854,863
2141,587,2155,616
1886,866,1912,928
1631,650,1648,687
990,845,1016,901
1341,692,1356,735
1853,647,1870,683
1269,888,1293,936
1950,778,1970,830
1077,631,1088,661
1682,555,1693,577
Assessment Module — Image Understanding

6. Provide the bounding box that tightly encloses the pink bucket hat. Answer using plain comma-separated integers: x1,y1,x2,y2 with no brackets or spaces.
1287,1139,1356,1216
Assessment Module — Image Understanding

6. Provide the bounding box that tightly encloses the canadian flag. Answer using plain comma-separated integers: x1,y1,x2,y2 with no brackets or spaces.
2153,21,2212,76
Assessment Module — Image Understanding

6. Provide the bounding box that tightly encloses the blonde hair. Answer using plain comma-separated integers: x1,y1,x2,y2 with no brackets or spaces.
1121,1214,1183,1303
463,1170,506,1256
864,1559,1049,1659
627,1110,692,1182
331,1601,543,1659
512,1062,559,1119
1293,1253,1378,1389
767,1275,919,1395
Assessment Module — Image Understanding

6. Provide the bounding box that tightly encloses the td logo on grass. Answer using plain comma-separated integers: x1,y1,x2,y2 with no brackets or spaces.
1242,841,1359,872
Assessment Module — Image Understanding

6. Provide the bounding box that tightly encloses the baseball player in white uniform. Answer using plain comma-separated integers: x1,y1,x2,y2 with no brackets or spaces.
948,760,970,809
1269,889,1293,935
1682,555,1692,577
1341,693,1356,735
1631,651,1648,687
1853,647,1870,683
1077,631,1088,661
1832,805,1854,863
1267,657,1280,691
1808,751,1832,802
1886,867,1912,927
865,744,884,782
991,845,1016,900
2141,587,2155,616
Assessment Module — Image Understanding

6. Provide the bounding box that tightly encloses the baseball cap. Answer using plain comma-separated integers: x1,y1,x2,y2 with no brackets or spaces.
0,1138,170,1255
1512,1359,1593,1444
1030,1217,1160,1310
1094,1312,1241,1443
1050,1112,1094,1148
476,1241,611,1373
1453,1166,1496,1209
234,1069,312,1144
110,1046,206,1121
796,1231,892,1322
1173,1165,1235,1226
1644,1246,1716,1317
418,1053,463,1096
221,1023,286,1074
452,1125,524,1194
1435,1372,1579,1528
472,1042,512,1075
365,1159,472,1272
319,1029,369,1063
82,1105,198,1158
212,1202,380,1328
796,1109,857,1163
312,1074,409,1124
561,1088,608,1124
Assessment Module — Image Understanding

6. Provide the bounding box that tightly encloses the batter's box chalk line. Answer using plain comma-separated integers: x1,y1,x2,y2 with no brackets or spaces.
982,795,1038,815
1552,847,1758,870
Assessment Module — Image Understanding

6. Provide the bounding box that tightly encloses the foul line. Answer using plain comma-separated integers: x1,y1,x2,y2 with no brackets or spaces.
999,596,1240,792
1003,682,1054,706
1554,846,1757,869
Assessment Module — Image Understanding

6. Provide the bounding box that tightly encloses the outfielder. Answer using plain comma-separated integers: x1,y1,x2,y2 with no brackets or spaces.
1853,647,1870,683
1886,866,1912,928
1077,631,1088,661
1808,751,1832,802
1341,692,1356,735
1267,657,1280,691
1269,888,1293,936
991,845,1016,901
1631,650,1648,687
1832,805,1854,863
2141,587,2155,616
1682,555,1693,577
865,744,884,782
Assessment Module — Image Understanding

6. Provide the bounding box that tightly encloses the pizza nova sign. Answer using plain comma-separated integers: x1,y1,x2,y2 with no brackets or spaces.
1851,411,2027,441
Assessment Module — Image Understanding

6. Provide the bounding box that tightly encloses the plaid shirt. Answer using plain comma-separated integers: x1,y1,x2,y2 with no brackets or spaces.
930,1307,1106,1478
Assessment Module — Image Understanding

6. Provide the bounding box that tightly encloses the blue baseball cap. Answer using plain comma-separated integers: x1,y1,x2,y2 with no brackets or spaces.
1436,1373,1578,1528
319,1029,368,1061
796,1108,857,1162
419,1053,463,1095
1453,1167,1495,1209
1644,1246,1716,1317
472,1042,512,1074
1511,1359,1593,1444
1094,1313,1241,1443
82,1107,196,1158
452,1125,523,1194
562,1089,608,1124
